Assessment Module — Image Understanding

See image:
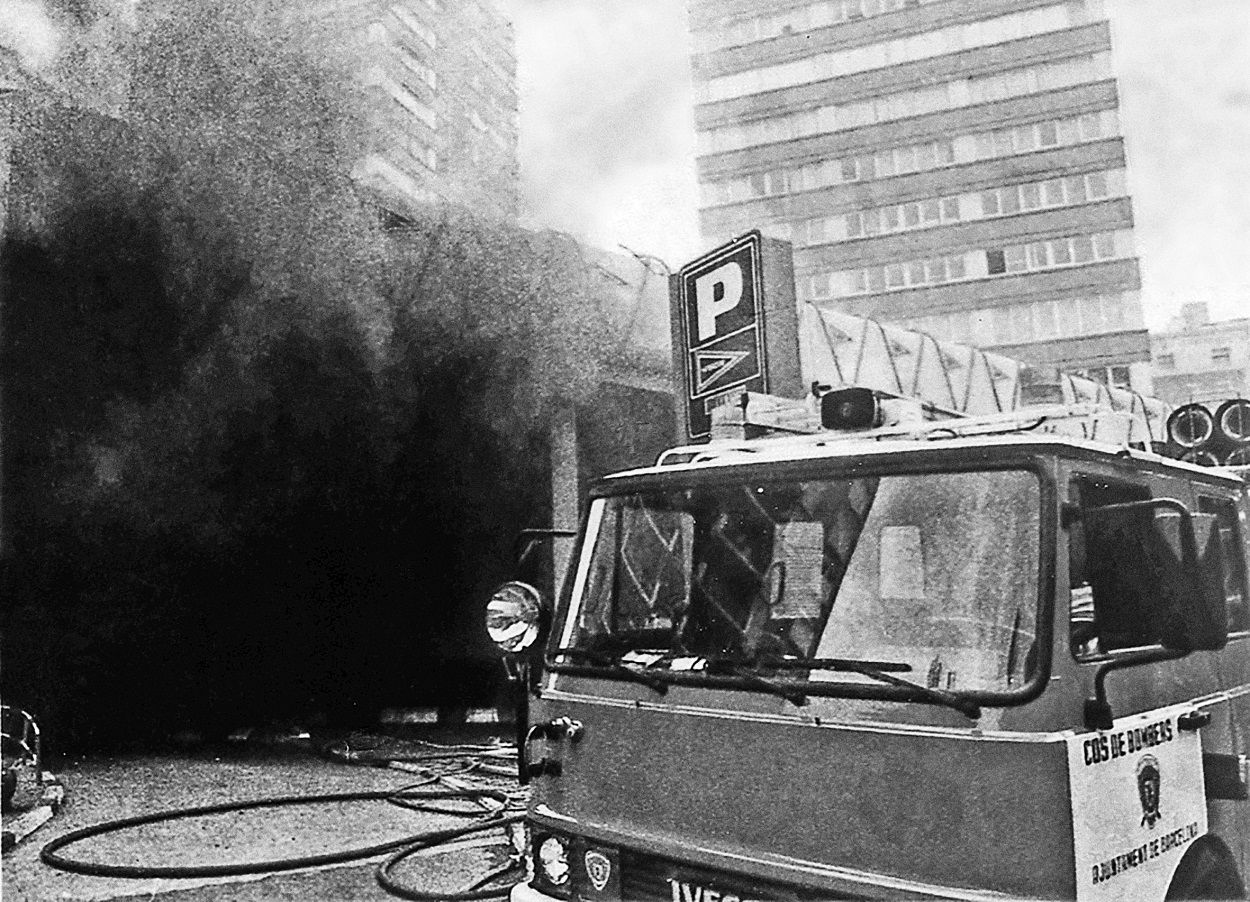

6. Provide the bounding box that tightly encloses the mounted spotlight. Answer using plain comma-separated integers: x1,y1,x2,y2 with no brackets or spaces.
1166,403,1215,449
820,387,882,431
1215,398,1250,445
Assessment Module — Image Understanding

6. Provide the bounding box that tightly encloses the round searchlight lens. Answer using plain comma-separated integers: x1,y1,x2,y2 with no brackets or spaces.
486,581,543,654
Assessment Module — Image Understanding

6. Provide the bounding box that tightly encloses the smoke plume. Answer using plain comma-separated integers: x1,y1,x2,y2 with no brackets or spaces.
1,0,617,748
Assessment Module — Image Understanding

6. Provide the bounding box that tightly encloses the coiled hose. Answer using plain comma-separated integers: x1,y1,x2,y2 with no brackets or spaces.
40,737,528,900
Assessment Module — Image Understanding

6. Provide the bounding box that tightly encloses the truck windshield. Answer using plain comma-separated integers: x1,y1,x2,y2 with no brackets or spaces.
555,469,1041,696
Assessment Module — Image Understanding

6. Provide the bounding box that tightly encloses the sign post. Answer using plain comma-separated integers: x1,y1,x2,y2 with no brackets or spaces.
670,232,801,442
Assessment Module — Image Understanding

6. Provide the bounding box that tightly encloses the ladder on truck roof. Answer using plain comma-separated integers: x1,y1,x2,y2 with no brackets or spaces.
790,305,1170,445
663,400,1153,468
681,306,1172,454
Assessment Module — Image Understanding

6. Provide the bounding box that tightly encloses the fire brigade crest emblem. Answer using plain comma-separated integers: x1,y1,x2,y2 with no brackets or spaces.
584,850,612,891
1137,754,1162,828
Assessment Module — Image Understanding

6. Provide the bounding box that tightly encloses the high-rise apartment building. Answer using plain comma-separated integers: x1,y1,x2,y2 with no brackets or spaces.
689,0,1151,391
298,0,520,221
14,0,521,223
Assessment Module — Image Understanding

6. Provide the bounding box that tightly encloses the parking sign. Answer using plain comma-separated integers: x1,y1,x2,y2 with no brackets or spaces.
676,233,768,440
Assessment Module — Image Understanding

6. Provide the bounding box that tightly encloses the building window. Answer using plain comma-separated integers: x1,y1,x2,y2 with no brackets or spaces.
843,192,960,241
986,233,1119,278
841,252,969,296
1006,245,1029,273
978,171,1113,221
1079,113,1103,140
1021,182,1042,210
1213,347,1232,366
697,53,1110,156
808,273,835,299
899,293,1140,347
1072,366,1133,391
700,120,1115,210
973,113,1111,164
1155,352,1175,369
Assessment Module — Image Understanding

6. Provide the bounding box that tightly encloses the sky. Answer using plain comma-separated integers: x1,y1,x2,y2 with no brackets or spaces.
1108,0,1250,328
506,0,1250,330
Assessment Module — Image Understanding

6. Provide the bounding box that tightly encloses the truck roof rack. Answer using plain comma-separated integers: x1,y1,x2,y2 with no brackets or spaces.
656,399,1152,468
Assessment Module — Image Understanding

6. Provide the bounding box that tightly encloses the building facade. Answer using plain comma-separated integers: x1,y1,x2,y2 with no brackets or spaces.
689,0,1151,391
1151,303,1250,407
297,0,520,221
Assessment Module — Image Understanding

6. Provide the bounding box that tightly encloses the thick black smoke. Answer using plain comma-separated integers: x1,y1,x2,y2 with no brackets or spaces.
1,1,616,750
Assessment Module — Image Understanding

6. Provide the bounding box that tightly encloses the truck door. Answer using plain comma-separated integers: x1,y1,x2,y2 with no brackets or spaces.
1065,473,1246,897
1195,491,1250,882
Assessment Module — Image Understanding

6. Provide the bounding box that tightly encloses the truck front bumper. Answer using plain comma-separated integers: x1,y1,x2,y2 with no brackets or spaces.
510,881,560,902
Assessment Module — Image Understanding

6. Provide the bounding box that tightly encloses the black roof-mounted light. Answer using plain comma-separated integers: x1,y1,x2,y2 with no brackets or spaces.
820,387,882,431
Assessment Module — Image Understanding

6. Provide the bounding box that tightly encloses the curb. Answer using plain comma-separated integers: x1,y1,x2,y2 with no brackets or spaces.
1,773,64,852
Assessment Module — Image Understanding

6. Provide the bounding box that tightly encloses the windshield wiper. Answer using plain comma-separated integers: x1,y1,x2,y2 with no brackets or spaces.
550,647,670,695
700,655,910,709
705,658,808,707
798,658,982,719
551,649,978,717
745,655,979,718
754,656,913,673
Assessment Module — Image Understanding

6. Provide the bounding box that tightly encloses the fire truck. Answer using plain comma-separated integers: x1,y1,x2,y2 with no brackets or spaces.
486,235,1249,901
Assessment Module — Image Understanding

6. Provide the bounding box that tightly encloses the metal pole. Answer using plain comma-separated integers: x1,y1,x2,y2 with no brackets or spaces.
0,89,12,557
549,402,578,599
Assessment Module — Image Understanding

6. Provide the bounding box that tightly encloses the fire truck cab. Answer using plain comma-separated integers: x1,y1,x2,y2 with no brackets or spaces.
488,396,1250,901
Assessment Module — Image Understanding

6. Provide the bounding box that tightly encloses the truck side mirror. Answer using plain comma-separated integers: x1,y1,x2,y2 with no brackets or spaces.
1157,510,1228,653
511,528,578,606
1077,499,1230,730
1144,509,1227,653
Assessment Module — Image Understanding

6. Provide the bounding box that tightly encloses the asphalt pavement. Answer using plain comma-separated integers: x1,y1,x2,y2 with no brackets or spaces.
1,731,525,902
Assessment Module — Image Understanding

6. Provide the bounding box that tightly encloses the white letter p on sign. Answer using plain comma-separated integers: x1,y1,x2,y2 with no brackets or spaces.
694,262,743,341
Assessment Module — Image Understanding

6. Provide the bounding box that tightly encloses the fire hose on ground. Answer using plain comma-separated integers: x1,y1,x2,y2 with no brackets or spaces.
38,736,529,900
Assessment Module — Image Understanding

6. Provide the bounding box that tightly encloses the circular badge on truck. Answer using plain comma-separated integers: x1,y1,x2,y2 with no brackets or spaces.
1137,754,1162,828
584,850,612,892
